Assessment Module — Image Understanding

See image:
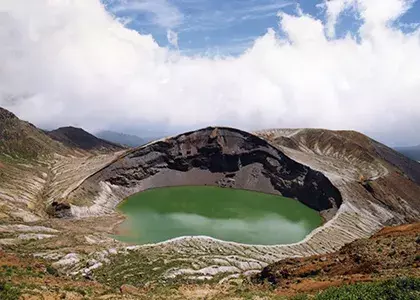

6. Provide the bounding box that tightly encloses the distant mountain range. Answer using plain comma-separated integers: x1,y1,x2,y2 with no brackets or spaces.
0,107,126,159
395,145,420,161
47,127,125,152
95,130,158,147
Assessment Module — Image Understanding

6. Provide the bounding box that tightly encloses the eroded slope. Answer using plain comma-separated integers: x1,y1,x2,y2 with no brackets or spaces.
30,127,418,284
253,223,420,295
63,127,341,218
256,128,420,221
1,114,419,285
0,108,124,222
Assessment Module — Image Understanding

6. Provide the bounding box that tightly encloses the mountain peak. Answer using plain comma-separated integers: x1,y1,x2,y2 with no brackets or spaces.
47,127,126,152
0,107,18,120
0,106,67,159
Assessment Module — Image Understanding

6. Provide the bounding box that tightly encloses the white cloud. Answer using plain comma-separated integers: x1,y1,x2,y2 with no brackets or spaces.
0,0,420,145
166,29,179,49
321,0,357,37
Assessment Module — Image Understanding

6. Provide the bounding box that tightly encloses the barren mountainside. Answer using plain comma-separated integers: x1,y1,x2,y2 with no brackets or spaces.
0,107,68,159
256,128,420,221
47,127,126,152
0,107,419,297
62,127,342,217
253,222,420,295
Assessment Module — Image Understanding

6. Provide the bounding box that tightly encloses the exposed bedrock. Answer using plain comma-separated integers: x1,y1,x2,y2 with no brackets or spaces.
256,128,420,222
62,127,342,218
38,127,420,282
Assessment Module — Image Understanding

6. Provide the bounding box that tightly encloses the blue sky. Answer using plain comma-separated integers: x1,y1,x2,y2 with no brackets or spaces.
103,0,420,56
103,0,326,55
104,0,298,55
104,0,291,55
3,0,420,146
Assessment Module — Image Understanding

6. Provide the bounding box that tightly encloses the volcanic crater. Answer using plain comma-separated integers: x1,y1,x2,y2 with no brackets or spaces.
1,108,419,284
60,127,342,224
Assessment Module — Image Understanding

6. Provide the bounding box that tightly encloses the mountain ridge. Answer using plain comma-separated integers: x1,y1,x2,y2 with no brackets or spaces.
0,107,68,159
47,126,126,153
95,130,150,147
395,144,420,161
0,106,419,295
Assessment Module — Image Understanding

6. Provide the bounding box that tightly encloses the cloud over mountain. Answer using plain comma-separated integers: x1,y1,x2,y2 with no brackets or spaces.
0,0,419,145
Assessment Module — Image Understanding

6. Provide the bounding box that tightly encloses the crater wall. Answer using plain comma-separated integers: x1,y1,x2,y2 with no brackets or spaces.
61,127,342,218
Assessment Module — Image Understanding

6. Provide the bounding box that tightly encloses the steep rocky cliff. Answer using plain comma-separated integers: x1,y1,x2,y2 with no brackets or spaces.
62,127,342,218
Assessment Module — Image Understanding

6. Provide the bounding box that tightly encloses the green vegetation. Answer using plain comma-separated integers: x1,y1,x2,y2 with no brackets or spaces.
1,264,45,280
46,265,59,276
94,248,197,287
0,282,21,300
291,277,420,300
93,276,420,299
115,186,322,245
1,258,419,300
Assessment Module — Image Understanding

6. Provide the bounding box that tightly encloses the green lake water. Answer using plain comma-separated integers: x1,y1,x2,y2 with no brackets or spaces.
114,186,322,245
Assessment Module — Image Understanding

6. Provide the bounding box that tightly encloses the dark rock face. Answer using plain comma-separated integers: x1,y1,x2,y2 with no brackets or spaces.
47,201,72,218
92,127,342,212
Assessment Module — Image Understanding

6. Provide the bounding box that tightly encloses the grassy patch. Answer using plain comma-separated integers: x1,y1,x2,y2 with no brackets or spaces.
290,295,309,300
0,264,46,279
307,277,420,300
93,249,200,287
46,265,59,276
0,282,21,300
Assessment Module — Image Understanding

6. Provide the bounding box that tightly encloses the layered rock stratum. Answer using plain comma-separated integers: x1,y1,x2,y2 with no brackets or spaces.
0,107,419,285
63,127,342,218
